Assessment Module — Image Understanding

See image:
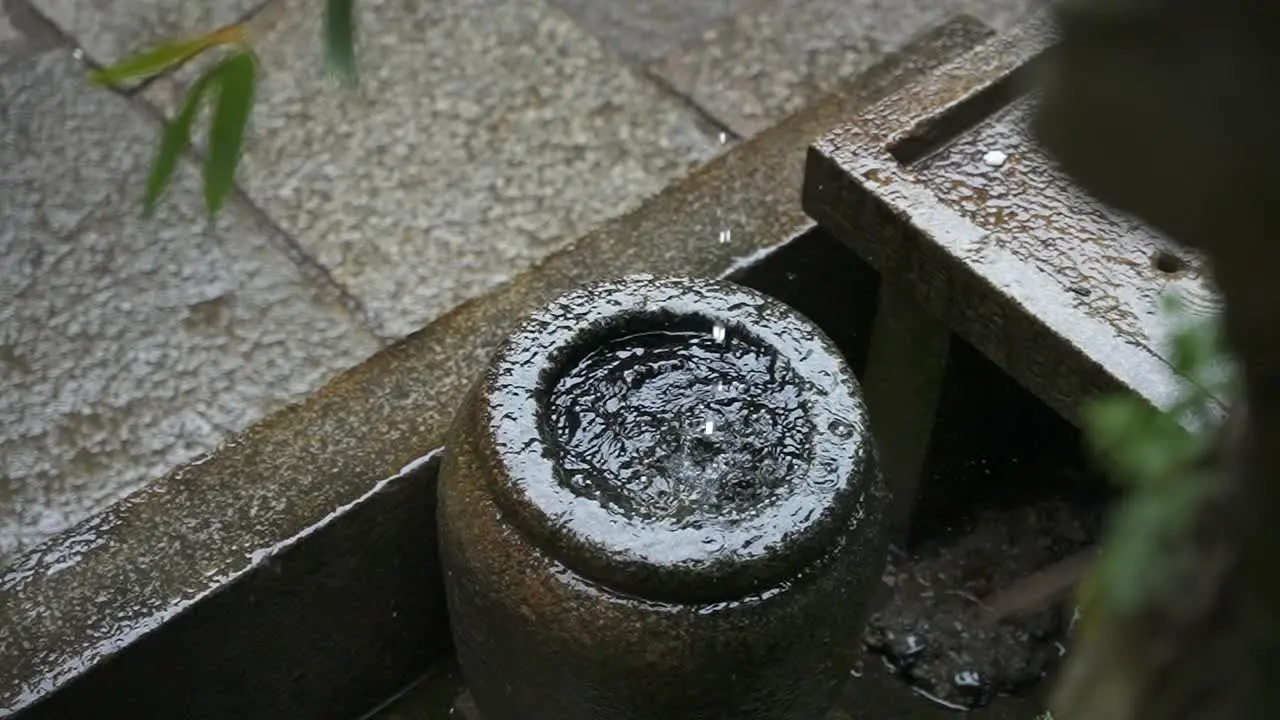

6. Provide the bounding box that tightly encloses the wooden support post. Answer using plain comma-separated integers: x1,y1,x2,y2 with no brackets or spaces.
862,279,950,542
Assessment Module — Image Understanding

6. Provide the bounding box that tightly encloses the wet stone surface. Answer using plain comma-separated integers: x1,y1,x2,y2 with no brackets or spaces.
482,276,876,601
0,49,378,565
144,0,722,340
367,659,866,720
548,327,812,524
909,96,1211,351
0,0,64,66
29,0,267,67
440,276,885,718
802,11,1224,422
864,500,1100,709
547,0,752,63
650,0,1047,138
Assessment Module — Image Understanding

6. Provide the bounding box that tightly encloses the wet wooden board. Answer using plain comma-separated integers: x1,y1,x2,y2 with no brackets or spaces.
802,12,1227,426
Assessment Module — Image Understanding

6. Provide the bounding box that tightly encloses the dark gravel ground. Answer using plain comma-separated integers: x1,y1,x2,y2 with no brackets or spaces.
863,499,1102,709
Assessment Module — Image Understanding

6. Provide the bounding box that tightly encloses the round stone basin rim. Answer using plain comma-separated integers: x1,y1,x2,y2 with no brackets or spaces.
483,274,873,602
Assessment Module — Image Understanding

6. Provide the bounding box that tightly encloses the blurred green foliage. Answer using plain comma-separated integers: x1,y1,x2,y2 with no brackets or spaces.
1079,293,1234,622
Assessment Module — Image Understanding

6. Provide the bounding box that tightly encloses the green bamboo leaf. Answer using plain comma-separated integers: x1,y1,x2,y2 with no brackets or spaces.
142,66,222,216
324,0,358,83
203,50,257,218
1082,395,1199,488
1099,470,1206,615
88,24,246,87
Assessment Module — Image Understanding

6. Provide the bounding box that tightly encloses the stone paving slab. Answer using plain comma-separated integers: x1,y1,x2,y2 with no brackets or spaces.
651,0,1046,138
546,0,753,63
0,48,380,566
1,4,25,63
28,0,266,68
145,0,723,340
1,0,63,68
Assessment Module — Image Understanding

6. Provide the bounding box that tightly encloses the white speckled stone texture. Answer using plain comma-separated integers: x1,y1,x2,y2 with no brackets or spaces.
0,49,381,566
650,0,1048,138
0,4,21,61
145,0,723,339
546,0,754,63
27,0,267,67
1,0,63,67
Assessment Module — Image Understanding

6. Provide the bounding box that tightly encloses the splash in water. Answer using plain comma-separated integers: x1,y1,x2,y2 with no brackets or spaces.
546,328,813,526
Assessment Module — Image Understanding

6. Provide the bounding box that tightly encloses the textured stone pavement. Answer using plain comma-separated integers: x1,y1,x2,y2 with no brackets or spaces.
143,0,725,339
0,48,382,562
1,0,1042,566
649,0,1047,137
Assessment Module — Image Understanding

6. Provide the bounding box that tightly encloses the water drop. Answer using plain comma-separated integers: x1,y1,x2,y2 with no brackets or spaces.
548,328,810,524
827,419,855,439
912,687,969,712
810,459,840,487
904,635,924,656
717,228,732,244
1067,606,1082,633
982,150,1007,167
718,132,728,145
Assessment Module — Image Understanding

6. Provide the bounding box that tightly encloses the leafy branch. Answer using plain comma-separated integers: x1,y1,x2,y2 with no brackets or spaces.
87,0,359,218
1077,293,1235,627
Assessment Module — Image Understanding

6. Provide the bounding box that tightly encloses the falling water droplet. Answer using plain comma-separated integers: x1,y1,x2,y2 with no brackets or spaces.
982,150,1008,167
904,635,924,655
719,132,728,145
806,457,842,489
827,419,855,439
717,228,732,244
549,326,809,524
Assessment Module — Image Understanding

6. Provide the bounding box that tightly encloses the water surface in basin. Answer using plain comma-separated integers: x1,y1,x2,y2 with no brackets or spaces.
547,325,813,527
